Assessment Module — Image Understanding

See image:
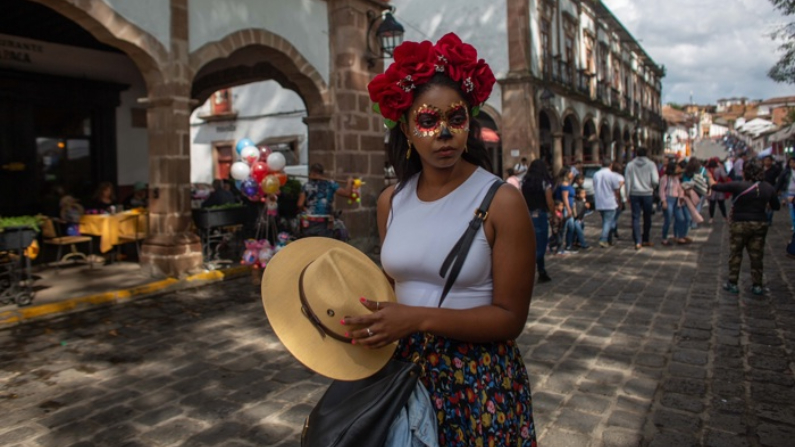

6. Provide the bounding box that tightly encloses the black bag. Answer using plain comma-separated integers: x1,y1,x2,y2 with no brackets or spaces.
301,180,504,447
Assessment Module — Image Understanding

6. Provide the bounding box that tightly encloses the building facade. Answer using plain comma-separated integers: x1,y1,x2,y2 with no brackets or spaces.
0,0,662,276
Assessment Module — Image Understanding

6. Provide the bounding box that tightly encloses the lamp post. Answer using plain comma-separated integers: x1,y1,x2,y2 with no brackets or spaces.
366,9,405,67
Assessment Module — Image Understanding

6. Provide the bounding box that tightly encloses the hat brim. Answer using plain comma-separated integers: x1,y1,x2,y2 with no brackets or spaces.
261,237,397,381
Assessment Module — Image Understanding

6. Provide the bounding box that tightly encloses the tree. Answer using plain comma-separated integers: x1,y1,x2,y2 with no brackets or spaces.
769,0,795,83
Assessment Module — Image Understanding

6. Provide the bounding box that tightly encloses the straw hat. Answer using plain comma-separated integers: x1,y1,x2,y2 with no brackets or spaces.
261,237,397,381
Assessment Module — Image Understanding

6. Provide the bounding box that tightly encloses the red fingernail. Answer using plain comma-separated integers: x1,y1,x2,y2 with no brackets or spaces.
351,339,356,345
359,297,366,303
340,319,346,325
344,332,349,337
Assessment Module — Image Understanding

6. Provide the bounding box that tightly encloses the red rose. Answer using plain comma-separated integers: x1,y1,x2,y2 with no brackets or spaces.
391,40,437,86
368,69,411,122
468,59,496,106
434,33,478,82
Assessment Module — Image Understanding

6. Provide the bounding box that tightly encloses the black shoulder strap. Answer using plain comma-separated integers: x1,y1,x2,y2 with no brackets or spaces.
437,179,504,307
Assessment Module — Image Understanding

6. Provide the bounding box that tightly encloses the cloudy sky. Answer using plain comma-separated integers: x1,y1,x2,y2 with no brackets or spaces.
603,0,795,105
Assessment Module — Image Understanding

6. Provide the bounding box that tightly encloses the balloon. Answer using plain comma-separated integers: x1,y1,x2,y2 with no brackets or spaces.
276,172,288,186
258,146,272,162
262,174,281,194
241,178,259,197
230,162,251,181
236,138,255,154
266,152,286,172
240,146,260,165
250,161,270,183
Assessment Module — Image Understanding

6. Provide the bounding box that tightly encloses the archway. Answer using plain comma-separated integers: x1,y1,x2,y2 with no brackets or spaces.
539,108,560,171
583,118,597,164
1,0,163,217
562,112,581,166
612,124,623,162
599,121,612,163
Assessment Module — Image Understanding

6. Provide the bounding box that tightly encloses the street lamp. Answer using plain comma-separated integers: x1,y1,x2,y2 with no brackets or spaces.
366,9,405,67
539,87,555,108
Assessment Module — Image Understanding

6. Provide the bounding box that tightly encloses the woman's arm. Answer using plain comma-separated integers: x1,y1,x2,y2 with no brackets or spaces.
335,178,355,198
545,187,555,214
562,188,572,217
349,185,536,347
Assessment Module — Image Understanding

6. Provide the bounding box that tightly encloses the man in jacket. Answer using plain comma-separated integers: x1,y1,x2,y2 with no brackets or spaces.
593,158,624,248
625,147,660,250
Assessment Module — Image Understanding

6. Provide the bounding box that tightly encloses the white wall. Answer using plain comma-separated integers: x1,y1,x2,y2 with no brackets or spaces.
0,34,149,186
390,0,508,114
188,0,330,84
103,0,170,50
190,80,308,184
710,123,729,138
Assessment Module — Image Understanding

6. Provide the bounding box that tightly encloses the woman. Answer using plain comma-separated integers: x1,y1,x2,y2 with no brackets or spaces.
553,167,577,253
682,157,712,229
712,161,780,295
611,161,626,241
775,156,795,231
706,158,729,223
346,34,537,446
523,159,555,282
659,161,686,246
87,181,116,213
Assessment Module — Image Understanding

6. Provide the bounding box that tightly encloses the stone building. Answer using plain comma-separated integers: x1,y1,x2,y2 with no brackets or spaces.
0,0,662,276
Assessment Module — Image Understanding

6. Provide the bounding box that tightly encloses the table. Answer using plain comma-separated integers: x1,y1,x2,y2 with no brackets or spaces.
80,209,148,253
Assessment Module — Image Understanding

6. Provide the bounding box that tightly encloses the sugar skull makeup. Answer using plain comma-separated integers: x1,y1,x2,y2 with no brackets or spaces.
411,101,470,138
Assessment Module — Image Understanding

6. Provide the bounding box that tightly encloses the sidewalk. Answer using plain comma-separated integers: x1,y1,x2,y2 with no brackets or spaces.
0,261,252,327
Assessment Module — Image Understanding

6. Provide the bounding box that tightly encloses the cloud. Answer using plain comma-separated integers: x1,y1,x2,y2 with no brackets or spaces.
603,0,795,104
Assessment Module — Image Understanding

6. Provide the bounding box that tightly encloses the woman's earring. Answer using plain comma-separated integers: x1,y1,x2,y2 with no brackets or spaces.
406,141,412,160
464,145,469,153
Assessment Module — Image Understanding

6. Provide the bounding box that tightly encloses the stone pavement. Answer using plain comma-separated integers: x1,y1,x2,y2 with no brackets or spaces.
0,211,794,447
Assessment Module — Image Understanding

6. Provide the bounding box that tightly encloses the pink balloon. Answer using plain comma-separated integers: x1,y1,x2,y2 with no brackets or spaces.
258,146,272,162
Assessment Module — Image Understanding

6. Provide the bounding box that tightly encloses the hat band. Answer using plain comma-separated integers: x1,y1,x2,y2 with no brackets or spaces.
299,264,352,344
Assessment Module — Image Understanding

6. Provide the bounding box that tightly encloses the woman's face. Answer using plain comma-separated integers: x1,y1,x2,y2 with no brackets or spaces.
402,85,469,170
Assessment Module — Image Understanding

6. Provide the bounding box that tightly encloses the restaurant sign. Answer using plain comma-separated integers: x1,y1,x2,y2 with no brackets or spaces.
0,38,43,64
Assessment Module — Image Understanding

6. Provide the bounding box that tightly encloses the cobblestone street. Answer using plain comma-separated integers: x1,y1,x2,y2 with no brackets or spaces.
1,212,794,447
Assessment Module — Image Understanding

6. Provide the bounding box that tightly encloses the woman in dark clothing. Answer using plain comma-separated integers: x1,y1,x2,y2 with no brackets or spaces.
522,159,555,282
712,161,780,296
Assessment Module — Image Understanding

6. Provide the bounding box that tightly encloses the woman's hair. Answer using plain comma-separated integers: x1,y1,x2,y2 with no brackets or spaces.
93,182,115,201
743,160,764,182
506,167,515,177
665,161,679,176
573,174,584,184
523,159,551,194
556,167,572,186
611,161,623,172
386,73,493,195
706,158,718,169
685,158,702,177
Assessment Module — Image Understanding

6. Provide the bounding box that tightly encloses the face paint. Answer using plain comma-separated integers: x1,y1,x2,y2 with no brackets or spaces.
411,101,470,138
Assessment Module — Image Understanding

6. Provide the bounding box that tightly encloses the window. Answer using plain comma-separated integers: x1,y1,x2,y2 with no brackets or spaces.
541,19,552,77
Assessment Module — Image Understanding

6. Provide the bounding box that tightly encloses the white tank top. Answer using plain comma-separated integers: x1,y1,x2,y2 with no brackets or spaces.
381,167,498,309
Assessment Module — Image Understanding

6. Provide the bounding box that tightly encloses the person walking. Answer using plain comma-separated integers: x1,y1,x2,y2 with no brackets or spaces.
553,167,577,254
659,161,686,246
712,161,780,296
706,158,729,223
625,147,660,250
775,156,795,231
593,158,623,248
522,159,555,282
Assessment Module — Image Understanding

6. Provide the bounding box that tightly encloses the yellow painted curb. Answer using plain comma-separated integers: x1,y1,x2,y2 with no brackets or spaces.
0,265,252,327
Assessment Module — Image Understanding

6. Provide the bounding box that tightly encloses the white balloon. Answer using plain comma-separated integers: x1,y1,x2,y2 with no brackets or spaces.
240,146,260,165
267,152,286,172
230,162,251,181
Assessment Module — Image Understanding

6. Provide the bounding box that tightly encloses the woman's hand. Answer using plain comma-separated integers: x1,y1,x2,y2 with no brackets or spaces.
662,201,668,210
341,298,419,349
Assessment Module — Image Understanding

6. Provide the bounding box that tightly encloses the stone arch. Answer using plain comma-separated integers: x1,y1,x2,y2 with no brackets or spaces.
478,104,502,131
582,115,598,163
189,29,330,116
612,123,623,162
539,107,560,168
599,119,612,163
28,0,167,91
561,109,581,165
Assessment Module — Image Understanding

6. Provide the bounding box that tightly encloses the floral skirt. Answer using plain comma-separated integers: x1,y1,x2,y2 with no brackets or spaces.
395,333,537,447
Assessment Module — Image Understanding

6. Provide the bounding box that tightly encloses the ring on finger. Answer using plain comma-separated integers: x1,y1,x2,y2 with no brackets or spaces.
376,302,380,310
366,328,373,337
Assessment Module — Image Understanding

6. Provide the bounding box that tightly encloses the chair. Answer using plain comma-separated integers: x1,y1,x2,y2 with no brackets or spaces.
116,211,148,260
41,217,93,270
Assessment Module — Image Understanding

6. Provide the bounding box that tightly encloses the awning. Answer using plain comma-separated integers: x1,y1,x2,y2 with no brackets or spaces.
480,127,500,143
